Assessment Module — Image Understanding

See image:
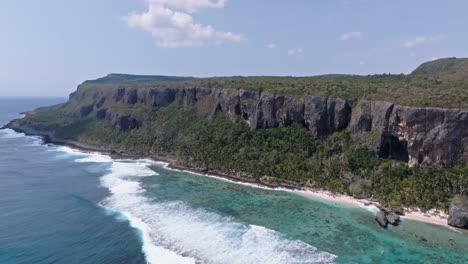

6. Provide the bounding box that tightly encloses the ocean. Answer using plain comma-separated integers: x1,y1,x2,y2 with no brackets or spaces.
0,98,467,264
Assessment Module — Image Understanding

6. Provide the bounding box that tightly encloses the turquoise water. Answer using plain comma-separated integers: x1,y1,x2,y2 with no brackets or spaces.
0,98,467,263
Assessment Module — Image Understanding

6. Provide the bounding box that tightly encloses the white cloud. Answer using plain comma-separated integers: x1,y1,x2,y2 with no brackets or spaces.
340,31,363,40
125,0,246,48
265,43,277,49
288,48,303,56
402,36,427,48
148,0,226,12
338,34,447,59
402,35,446,48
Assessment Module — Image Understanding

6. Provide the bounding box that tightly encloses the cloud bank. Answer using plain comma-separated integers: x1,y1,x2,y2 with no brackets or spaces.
402,35,446,48
125,0,247,48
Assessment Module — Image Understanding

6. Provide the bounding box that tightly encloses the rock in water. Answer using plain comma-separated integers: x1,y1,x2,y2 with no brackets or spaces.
387,212,400,225
448,195,468,229
376,211,388,228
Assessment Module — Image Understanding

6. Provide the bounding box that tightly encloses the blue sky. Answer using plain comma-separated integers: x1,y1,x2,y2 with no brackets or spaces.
1,0,468,97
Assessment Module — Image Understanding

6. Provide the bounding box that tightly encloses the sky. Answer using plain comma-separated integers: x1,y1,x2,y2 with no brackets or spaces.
1,0,468,97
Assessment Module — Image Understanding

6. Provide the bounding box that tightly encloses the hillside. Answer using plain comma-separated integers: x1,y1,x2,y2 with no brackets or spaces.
411,57,468,81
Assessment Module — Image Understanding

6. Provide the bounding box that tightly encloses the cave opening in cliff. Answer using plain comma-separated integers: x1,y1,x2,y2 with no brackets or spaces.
379,135,409,162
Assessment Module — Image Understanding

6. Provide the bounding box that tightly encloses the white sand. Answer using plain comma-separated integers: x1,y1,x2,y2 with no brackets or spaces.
296,188,450,227
401,208,448,226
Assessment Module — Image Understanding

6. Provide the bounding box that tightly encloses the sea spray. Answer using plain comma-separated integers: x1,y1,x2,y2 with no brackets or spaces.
75,157,195,264
80,157,336,263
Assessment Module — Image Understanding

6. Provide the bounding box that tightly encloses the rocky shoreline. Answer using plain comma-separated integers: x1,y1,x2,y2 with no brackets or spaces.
3,123,465,232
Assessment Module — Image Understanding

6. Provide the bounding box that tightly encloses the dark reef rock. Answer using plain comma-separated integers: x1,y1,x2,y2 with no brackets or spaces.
376,211,388,227
448,195,468,229
387,212,400,225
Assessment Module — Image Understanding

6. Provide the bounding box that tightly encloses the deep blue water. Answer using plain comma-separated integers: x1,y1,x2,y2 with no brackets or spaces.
0,98,146,264
0,98,467,264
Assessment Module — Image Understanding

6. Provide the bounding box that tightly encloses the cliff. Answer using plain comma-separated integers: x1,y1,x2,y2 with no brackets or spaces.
30,83,463,168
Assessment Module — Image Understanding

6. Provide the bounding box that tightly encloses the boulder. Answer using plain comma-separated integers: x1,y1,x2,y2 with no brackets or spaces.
387,212,400,225
448,195,468,229
376,211,388,227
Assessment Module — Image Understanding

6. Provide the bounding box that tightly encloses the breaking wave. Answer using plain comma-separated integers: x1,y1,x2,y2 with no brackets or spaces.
78,156,336,264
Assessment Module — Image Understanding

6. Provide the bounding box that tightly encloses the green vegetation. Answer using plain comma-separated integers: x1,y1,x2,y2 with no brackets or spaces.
412,57,468,81
19,101,468,211
78,57,468,109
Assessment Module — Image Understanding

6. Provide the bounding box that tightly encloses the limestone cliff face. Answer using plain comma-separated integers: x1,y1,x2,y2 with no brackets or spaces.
350,101,467,167
64,85,468,167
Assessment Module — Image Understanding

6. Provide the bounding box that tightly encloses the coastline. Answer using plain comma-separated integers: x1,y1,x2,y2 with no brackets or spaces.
296,189,450,228
1,125,460,231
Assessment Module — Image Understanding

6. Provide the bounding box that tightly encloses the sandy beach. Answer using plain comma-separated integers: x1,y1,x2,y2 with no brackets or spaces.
296,189,451,228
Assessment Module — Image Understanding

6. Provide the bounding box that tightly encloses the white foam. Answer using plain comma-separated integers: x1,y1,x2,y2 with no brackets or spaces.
55,146,88,155
75,153,112,163
99,160,336,264
0,128,43,146
122,211,196,264
0,128,26,139
80,159,193,263
358,203,380,215
448,226,463,234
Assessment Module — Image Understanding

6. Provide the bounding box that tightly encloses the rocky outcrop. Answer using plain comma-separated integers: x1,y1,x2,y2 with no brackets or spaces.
57,85,468,167
79,104,94,118
386,212,400,225
351,101,468,167
95,109,107,119
375,209,401,228
112,114,140,131
376,211,388,227
448,195,468,229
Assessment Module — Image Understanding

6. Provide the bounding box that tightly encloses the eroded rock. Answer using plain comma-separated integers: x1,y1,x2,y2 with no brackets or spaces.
448,195,468,229
376,211,388,227
387,212,400,225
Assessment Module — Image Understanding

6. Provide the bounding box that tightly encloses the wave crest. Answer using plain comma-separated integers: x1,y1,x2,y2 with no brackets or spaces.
97,159,336,264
